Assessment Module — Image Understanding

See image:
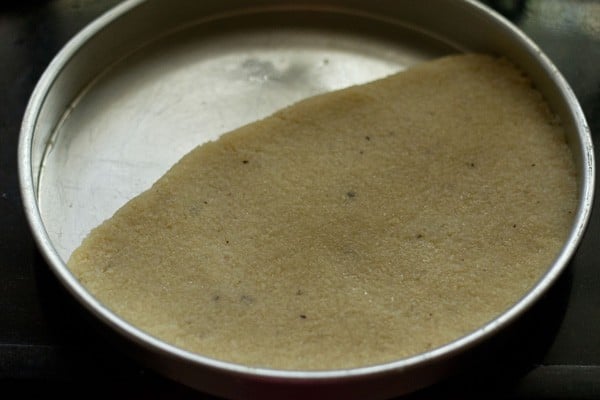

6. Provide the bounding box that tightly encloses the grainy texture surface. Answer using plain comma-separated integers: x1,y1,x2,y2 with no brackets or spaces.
68,54,577,370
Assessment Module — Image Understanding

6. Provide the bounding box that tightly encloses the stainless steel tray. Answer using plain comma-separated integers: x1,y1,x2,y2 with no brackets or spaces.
19,0,594,398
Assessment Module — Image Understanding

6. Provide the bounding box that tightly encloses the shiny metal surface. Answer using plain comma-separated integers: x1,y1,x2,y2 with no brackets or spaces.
39,24,452,260
18,0,594,398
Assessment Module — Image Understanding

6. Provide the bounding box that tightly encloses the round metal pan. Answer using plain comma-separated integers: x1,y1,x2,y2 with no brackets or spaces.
19,0,594,398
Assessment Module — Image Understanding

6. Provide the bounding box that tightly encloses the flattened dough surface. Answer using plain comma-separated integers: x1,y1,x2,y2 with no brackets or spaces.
69,54,577,370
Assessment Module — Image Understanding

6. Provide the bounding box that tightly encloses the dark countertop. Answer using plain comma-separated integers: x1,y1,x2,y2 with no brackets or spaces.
1,0,599,398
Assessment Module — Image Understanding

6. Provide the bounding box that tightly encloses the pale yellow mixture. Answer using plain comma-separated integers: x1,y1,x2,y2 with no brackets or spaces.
68,54,577,370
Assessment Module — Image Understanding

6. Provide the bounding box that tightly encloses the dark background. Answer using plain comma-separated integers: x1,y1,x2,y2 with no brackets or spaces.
1,0,599,398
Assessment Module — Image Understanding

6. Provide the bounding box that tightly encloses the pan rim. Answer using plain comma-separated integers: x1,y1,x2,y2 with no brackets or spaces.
18,0,595,387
